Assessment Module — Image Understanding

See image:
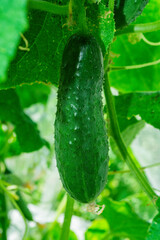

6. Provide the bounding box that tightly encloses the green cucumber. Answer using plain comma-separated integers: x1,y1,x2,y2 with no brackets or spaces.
55,34,109,203
2,172,33,221
16,191,33,221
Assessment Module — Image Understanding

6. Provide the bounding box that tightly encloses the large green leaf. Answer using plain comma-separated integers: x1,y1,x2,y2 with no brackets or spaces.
109,0,160,92
102,198,149,239
16,83,51,108
0,9,68,89
42,222,78,240
125,193,157,222
85,219,110,240
0,0,28,83
1,1,115,90
115,91,160,130
146,214,160,240
114,0,149,29
0,89,48,153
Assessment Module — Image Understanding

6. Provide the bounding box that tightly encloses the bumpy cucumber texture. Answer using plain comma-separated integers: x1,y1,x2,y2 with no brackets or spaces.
55,34,109,203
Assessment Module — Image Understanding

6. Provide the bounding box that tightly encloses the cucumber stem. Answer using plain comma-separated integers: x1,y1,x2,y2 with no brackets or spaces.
103,68,157,204
108,0,115,12
108,161,160,175
70,0,88,33
141,33,160,46
60,194,74,240
115,20,160,36
28,0,69,15
109,59,160,71
48,194,67,231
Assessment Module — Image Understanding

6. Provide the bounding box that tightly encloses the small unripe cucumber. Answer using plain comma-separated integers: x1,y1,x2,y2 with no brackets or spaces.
16,191,33,221
55,34,109,203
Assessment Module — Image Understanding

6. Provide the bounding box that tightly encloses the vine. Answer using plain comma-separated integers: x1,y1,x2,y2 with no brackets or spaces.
28,0,69,15
141,33,160,46
109,59,160,71
116,20,160,36
69,0,88,32
108,162,160,175
60,194,74,240
103,64,158,204
108,0,115,12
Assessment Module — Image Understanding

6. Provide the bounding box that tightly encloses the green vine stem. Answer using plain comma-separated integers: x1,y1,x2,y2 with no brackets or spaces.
47,193,67,231
28,0,69,15
70,0,88,33
103,69,157,203
108,162,160,175
60,194,74,240
0,192,7,240
141,33,160,46
115,20,160,36
108,0,115,12
109,59,160,71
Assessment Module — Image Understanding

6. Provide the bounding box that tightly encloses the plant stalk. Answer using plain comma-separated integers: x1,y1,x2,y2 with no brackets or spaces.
141,33,160,46
28,0,69,15
115,20,160,36
60,194,74,240
110,59,160,71
103,70,157,203
108,0,115,12
70,0,88,33
108,162,160,175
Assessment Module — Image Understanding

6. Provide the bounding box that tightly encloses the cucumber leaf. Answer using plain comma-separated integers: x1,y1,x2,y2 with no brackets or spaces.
146,213,160,240
115,91,160,130
114,0,149,29
102,198,150,239
16,83,51,108
0,0,71,90
109,0,160,92
85,219,110,240
1,1,115,90
0,0,28,83
0,89,49,153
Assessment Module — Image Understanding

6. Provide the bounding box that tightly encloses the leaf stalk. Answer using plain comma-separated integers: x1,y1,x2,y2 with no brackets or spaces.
103,65,157,204
60,194,74,240
28,0,69,15
116,20,160,36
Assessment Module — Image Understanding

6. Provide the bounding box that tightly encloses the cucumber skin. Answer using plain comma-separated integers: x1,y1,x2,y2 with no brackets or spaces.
55,34,109,203
16,191,33,221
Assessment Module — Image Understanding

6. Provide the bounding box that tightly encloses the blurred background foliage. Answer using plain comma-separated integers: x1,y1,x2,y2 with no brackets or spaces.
0,0,160,239
0,86,159,240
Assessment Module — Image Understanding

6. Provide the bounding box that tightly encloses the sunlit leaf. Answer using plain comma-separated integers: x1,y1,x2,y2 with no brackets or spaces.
146,213,160,240
115,91,160,130
102,198,149,239
0,0,28,83
0,89,48,152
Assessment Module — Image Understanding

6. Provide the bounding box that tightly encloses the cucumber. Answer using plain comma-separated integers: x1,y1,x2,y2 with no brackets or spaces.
55,34,109,203
2,172,33,221
16,191,33,221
